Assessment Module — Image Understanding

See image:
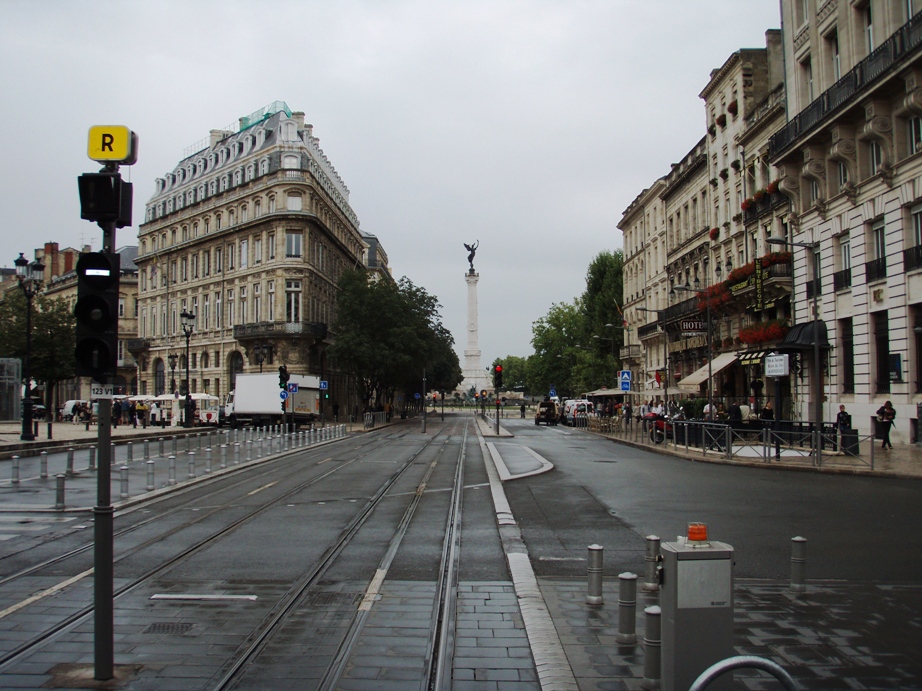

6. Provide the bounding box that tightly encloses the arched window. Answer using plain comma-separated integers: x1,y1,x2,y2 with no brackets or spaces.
229,351,245,391
154,359,166,396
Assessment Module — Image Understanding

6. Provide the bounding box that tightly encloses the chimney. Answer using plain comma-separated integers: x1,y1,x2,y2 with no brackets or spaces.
292,111,305,129
210,129,226,148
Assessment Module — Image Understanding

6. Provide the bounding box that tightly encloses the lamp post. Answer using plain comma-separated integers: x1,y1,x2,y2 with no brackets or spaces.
636,307,668,403
180,309,195,428
592,332,617,385
253,343,267,373
768,237,822,449
14,253,45,441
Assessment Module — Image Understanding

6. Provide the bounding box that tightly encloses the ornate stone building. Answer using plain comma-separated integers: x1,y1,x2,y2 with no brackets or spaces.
133,102,378,416
770,0,922,440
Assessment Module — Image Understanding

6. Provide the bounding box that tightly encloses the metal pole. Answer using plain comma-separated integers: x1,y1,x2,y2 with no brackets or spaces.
791,536,807,593
220,444,227,469
119,465,129,499
146,460,155,491
158,437,165,458
66,447,75,476
205,447,212,473
55,474,66,510
616,572,638,646
11,455,20,485
234,442,240,465
586,544,604,605
89,446,97,472
126,441,133,463
144,439,150,461
40,451,48,479
187,452,195,479
168,455,177,485
94,395,114,679
642,535,661,592
641,605,662,691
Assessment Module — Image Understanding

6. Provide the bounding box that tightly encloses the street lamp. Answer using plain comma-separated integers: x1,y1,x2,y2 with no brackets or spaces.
768,236,822,449
168,352,178,397
14,253,45,441
592,333,617,385
180,309,195,428
253,343,268,373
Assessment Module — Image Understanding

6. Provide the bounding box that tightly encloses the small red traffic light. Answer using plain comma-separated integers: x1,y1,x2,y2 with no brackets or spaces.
495,365,502,372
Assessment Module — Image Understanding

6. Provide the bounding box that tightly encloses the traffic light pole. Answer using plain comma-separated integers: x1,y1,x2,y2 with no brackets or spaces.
94,218,116,681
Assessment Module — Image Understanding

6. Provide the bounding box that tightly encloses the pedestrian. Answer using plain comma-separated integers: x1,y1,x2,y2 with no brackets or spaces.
728,399,742,422
150,402,159,426
760,400,774,428
876,400,895,450
520,403,526,418
624,401,633,427
332,402,340,422
130,401,137,428
836,404,852,453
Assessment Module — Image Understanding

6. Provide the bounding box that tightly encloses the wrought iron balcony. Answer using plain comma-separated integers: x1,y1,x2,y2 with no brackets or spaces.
664,296,699,323
233,321,328,341
865,257,887,283
804,277,822,300
619,344,642,360
125,338,151,354
770,11,922,159
637,322,661,339
905,244,922,272
833,268,853,292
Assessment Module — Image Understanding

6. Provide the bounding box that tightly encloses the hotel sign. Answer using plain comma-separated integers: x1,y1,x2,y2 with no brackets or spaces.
728,258,766,310
681,319,706,336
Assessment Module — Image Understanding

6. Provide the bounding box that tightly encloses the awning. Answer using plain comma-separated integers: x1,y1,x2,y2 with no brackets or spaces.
779,320,830,351
677,352,739,392
739,350,766,366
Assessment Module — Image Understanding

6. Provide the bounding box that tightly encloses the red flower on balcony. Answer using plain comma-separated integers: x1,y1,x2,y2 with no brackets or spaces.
739,319,790,345
767,180,780,194
753,188,767,202
727,100,738,116
716,113,727,128
709,227,720,241
740,198,753,211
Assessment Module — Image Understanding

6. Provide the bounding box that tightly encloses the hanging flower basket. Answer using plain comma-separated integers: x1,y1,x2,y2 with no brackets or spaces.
709,227,720,241
767,180,780,194
740,198,753,211
730,159,741,171
719,168,729,180
727,100,739,116
716,113,727,128
739,319,790,345
753,189,767,202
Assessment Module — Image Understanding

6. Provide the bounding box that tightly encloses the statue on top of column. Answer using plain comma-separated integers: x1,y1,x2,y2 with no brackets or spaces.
464,240,479,273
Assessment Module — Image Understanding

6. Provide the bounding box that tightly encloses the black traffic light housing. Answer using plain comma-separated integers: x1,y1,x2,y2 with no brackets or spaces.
493,364,503,390
278,365,290,389
78,172,133,228
74,252,120,381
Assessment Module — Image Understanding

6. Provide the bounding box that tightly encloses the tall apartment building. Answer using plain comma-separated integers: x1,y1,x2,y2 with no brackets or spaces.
133,102,377,415
770,0,922,440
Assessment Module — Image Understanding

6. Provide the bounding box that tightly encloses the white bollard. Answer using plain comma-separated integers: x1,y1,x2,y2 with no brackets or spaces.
146,460,155,491
11,455,20,485
168,455,177,485
187,452,196,479
40,451,48,479
119,465,129,499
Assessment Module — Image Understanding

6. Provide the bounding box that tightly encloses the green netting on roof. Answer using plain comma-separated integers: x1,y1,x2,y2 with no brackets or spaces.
239,101,292,131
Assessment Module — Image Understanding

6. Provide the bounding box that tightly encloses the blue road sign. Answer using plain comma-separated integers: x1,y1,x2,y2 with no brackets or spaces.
320,380,328,390
287,383,299,393
619,370,632,383
414,393,421,400
279,390,289,401
621,381,631,391
549,388,557,398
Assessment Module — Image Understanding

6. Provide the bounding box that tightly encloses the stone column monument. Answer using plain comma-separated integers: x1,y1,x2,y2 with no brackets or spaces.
460,242,488,393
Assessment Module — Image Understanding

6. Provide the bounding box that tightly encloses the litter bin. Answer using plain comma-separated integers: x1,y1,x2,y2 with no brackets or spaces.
841,428,859,456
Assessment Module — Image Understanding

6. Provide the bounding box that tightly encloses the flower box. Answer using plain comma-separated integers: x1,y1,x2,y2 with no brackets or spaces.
740,198,753,211
716,113,727,128
727,100,738,116
753,189,767,202
709,227,720,241
719,168,729,180
767,180,779,194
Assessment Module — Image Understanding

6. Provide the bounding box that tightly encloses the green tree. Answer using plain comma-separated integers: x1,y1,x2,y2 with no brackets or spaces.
581,249,624,383
330,269,462,410
491,355,529,394
0,291,76,418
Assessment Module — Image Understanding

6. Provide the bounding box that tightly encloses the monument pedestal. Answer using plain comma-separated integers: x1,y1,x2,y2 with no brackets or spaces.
459,271,489,394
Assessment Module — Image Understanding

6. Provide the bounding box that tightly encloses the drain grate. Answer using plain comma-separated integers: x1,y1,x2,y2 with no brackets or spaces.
306,592,362,607
143,622,194,635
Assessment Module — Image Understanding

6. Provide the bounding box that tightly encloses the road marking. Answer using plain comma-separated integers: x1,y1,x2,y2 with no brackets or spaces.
0,568,94,621
358,568,387,611
247,481,278,496
538,556,587,562
150,594,258,601
317,457,333,465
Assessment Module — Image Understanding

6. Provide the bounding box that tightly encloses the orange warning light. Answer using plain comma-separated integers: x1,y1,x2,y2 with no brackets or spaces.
687,522,709,542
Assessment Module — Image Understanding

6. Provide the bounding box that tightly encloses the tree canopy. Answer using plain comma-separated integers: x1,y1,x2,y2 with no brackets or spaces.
330,269,462,409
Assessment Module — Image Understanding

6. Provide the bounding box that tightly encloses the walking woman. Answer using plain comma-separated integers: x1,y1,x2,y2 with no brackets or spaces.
876,400,896,450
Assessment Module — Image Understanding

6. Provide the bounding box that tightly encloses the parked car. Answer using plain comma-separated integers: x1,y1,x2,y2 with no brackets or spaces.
535,400,559,425
60,400,89,421
563,399,595,426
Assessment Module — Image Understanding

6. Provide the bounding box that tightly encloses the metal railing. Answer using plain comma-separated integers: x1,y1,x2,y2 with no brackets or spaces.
833,267,852,292
865,257,887,283
904,244,922,272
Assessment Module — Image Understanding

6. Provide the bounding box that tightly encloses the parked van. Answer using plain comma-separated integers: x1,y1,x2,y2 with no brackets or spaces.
563,399,594,426
535,400,559,425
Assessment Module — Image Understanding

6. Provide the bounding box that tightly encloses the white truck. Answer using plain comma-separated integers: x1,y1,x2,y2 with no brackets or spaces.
224,373,321,428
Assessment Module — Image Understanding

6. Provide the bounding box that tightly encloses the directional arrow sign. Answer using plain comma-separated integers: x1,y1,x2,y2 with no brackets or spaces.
279,390,289,401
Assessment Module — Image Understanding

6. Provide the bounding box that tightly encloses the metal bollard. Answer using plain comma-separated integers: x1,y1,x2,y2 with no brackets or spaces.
127,441,133,463
586,544,604,605
187,452,196,479
144,439,151,461
641,605,662,691
246,440,252,461
40,451,49,479
159,437,165,458
220,444,227,469
616,572,638,646
11,455,20,485
119,465,129,499
55,474,66,510
66,448,76,476
146,460,155,491
643,535,661,592
790,536,807,593
205,447,213,473
89,446,97,472
168,455,177,485
233,442,240,465
234,428,239,444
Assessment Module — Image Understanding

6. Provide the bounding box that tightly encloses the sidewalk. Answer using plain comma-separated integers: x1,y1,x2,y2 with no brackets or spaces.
596,423,922,480
0,421,204,459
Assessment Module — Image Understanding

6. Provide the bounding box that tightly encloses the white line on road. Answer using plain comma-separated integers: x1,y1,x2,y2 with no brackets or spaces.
0,568,94,621
247,481,278,496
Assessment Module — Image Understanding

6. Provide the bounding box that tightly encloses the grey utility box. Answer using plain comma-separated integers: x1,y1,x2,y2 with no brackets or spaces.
661,538,734,691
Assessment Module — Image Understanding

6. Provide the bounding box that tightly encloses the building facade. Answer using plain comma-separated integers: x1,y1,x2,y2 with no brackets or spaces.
133,102,376,418
770,0,922,440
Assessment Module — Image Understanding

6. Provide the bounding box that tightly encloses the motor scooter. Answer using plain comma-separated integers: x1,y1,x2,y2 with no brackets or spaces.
647,408,686,444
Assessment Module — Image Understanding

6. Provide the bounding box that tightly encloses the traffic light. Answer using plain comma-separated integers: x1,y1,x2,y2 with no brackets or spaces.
493,364,503,390
278,365,290,389
74,252,120,381
77,172,133,228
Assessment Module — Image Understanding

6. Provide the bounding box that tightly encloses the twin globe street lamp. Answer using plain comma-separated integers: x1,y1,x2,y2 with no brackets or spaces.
180,309,195,428
14,253,45,441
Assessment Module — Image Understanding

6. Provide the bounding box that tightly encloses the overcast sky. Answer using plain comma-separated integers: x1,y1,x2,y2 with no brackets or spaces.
0,0,781,373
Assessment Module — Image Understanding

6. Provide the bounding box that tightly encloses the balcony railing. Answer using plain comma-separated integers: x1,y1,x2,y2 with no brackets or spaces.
805,278,822,300
637,322,661,339
770,10,922,159
833,268,853,292
233,321,328,340
743,192,789,225
905,244,922,272
664,296,699,323
619,344,642,360
865,257,888,283
125,338,151,354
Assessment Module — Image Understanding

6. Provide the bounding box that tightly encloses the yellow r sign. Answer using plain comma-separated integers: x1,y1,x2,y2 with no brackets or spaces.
87,125,137,165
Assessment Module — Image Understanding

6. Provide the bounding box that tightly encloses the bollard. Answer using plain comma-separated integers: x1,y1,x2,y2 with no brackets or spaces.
146,460,155,491
11,455,20,485
127,441,134,463
233,442,240,465
234,428,239,444
168,455,177,485
55,474,66,510
220,444,227,469
246,440,252,461
89,446,97,472
47,421,53,440
642,535,661,592
616,572,638,646
586,544,604,605
159,437,165,458
66,448,76,477
790,536,807,593
187,452,196,479
144,439,151,461
641,605,662,691
205,447,213,473
172,436,178,456
268,436,274,455
119,465,129,500
40,451,49,479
